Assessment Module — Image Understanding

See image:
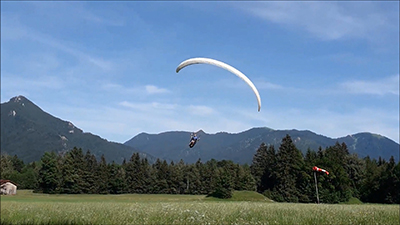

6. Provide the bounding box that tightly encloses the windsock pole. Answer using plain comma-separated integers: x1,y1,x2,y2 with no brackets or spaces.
314,171,320,204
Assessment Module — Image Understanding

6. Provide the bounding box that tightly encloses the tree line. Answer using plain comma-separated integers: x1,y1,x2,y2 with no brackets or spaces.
1,134,399,203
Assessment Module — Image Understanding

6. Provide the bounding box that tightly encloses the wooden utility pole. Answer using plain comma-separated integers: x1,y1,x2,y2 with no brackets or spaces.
314,171,320,204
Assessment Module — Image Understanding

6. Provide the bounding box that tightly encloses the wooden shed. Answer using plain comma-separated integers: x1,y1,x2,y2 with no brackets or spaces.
0,179,17,195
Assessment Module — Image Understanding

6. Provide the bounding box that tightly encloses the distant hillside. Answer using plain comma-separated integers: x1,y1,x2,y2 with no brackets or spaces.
2,95,398,165
1,96,155,164
125,128,399,164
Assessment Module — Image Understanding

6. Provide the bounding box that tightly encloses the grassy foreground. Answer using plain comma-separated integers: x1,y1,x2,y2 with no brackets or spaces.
1,190,398,225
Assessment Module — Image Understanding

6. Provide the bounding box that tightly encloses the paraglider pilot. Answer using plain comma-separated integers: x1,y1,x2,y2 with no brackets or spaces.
189,133,198,148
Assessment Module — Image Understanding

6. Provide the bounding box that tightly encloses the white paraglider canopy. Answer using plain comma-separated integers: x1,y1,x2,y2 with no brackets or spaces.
176,57,262,112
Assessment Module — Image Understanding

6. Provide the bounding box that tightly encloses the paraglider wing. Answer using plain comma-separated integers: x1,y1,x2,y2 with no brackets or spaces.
176,57,262,112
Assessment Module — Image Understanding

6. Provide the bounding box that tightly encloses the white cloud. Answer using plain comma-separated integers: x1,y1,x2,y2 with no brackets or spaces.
1,72,64,91
2,18,114,72
145,85,170,94
101,83,171,97
256,81,284,90
29,2,125,27
187,105,216,116
340,75,399,96
239,2,397,42
119,101,177,111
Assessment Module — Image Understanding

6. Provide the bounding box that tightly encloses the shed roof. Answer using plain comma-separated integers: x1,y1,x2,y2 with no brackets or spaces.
0,180,18,186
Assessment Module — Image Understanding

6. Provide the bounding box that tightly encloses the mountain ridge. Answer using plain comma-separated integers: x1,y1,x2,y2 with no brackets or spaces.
124,127,399,164
1,95,155,164
1,95,398,165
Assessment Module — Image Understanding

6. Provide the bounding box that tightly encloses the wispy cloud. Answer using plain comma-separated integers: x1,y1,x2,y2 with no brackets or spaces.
2,16,114,72
0,72,65,102
145,85,170,94
119,101,177,111
340,75,399,96
101,83,170,96
255,81,284,90
29,1,125,27
187,105,216,116
239,2,397,42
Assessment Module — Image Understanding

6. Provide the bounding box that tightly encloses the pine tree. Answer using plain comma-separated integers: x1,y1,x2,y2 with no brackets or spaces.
380,156,399,203
82,150,98,194
194,159,206,194
210,167,233,199
203,159,219,194
0,153,15,180
167,161,182,194
11,162,39,190
272,134,305,202
108,162,127,194
322,142,352,203
152,159,169,194
303,148,320,203
394,160,400,204
345,153,365,199
38,151,61,194
184,162,201,194
174,159,188,194
11,154,25,173
236,164,256,191
60,147,85,194
96,155,109,194
251,143,276,193
124,153,142,193
140,157,153,194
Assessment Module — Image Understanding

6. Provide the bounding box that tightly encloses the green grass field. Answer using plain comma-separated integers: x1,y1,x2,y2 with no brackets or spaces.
1,190,398,225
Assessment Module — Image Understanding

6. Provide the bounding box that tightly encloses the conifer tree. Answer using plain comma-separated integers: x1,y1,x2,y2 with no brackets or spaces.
108,161,127,194
96,155,109,194
195,159,206,194
272,134,305,202
251,143,276,193
11,154,25,173
0,154,15,180
38,151,61,194
184,162,201,194
16,162,39,189
345,153,365,198
82,150,98,194
379,156,399,203
60,147,85,194
152,159,169,193
322,142,352,203
140,157,153,193
167,161,182,194
210,166,233,199
203,159,218,194
236,164,256,191
124,153,142,193
174,159,188,194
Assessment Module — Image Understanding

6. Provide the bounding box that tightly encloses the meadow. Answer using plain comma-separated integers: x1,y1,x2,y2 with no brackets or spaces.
1,190,399,225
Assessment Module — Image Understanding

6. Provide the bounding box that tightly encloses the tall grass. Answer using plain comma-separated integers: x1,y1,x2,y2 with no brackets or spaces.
1,190,398,225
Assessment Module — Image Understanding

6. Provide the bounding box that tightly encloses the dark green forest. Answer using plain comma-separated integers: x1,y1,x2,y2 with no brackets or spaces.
1,134,399,204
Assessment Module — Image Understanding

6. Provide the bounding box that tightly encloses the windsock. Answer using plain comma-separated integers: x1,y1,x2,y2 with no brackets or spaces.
313,166,329,175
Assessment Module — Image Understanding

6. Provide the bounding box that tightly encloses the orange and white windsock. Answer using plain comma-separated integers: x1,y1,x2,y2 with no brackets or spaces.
313,166,329,175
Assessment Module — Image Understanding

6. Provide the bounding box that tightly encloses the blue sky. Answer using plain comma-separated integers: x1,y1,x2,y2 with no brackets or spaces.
1,1,399,144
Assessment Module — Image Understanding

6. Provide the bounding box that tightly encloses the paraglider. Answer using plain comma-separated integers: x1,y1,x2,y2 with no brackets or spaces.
176,57,262,112
189,133,199,148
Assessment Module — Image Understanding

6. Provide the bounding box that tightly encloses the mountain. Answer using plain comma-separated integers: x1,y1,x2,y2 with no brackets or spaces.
124,128,399,164
2,95,398,165
1,96,155,164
